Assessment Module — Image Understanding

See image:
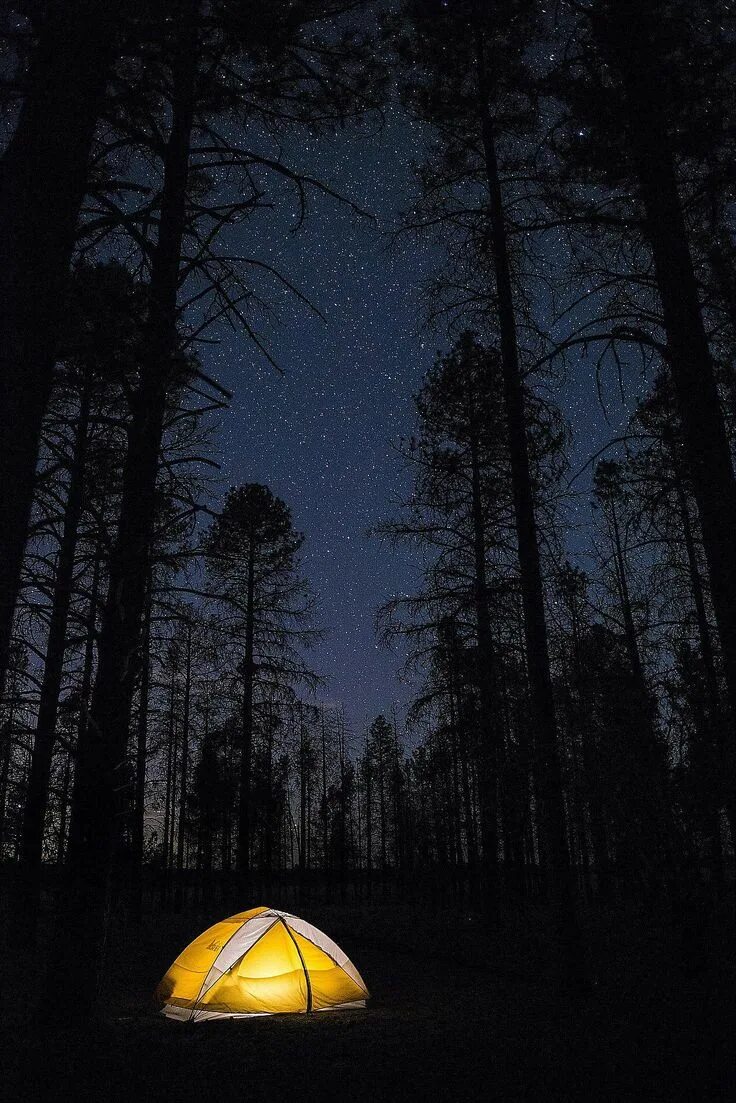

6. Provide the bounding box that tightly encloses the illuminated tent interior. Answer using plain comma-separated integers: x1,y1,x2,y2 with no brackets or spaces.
155,906,369,1021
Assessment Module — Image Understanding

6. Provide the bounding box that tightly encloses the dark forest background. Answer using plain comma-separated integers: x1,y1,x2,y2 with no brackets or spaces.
0,3,734,1092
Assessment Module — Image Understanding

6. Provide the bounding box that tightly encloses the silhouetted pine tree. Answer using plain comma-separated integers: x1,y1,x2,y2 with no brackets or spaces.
397,0,583,978
0,3,139,696
204,484,318,885
553,0,736,829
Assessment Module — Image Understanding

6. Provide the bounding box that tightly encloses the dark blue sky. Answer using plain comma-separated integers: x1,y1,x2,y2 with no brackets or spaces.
207,107,639,744
208,109,436,739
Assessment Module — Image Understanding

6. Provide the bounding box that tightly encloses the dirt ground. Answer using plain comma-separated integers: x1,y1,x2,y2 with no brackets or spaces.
2,899,733,1102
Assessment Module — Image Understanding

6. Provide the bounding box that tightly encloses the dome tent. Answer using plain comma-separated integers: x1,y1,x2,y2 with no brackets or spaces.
155,906,369,1021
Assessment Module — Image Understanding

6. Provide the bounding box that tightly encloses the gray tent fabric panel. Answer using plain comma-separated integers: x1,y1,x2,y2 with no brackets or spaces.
275,912,369,995
197,914,279,1001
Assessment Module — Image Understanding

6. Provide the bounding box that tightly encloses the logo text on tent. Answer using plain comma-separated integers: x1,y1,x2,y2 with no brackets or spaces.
206,939,222,951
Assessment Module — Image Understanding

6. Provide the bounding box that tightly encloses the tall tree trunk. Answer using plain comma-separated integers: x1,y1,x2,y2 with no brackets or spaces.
56,749,73,865
338,714,347,901
77,541,102,767
391,710,403,876
18,380,91,942
306,740,312,873
378,732,387,872
601,2,736,825
566,700,592,902
606,489,673,892
45,8,198,1020
299,704,308,878
609,505,666,755
168,724,179,885
458,720,479,874
609,503,647,703
672,468,727,887
0,2,122,700
321,707,329,886
0,694,17,861
450,721,462,873
262,701,274,878
568,603,611,902
237,541,256,879
161,664,177,909
469,424,501,916
473,18,582,979
174,619,192,911
674,477,719,709
365,737,372,898
130,584,151,923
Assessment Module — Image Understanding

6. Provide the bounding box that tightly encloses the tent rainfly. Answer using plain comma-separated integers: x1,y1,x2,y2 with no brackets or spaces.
155,906,369,1021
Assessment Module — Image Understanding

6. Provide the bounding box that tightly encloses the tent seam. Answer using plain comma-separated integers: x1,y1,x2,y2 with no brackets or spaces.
190,915,278,1019
280,917,313,1013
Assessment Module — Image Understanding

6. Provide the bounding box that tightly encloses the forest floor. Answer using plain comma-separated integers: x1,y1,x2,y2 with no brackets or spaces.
1,894,734,1102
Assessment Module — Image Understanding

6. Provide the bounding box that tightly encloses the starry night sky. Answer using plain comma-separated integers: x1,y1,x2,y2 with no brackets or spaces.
208,106,638,743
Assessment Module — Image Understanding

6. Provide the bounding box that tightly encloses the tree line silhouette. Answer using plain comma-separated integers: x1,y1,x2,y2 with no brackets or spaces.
0,0,734,1021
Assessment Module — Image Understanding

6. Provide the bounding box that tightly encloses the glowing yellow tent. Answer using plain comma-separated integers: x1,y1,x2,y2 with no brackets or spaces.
155,906,369,1021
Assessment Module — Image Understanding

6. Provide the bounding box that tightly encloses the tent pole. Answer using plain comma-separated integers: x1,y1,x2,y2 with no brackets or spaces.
281,917,312,1012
